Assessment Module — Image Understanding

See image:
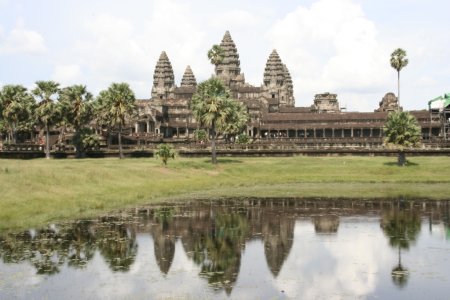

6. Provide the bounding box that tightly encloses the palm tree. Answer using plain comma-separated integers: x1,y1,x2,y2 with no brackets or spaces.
384,111,421,166
58,85,94,157
191,78,240,164
97,83,136,159
207,44,225,68
390,48,409,109
32,81,60,159
0,85,35,144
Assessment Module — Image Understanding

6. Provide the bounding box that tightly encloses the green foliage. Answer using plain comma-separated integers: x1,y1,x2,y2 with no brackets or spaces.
236,133,250,144
390,48,409,72
193,129,208,143
33,81,60,126
33,81,61,158
73,128,100,154
96,83,136,158
0,85,36,143
384,111,421,149
58,85,94,157
390,48,408,105
58,85,93,131
384,111,421,166
207,44,224,67
155,143,175,165
191,78,249,164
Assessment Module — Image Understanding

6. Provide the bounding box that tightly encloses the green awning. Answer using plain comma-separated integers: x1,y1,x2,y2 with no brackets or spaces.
428,94,450,110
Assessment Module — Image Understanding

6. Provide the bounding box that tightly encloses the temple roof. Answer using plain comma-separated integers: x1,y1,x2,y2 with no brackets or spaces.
180,65,197,87
153,51,175,88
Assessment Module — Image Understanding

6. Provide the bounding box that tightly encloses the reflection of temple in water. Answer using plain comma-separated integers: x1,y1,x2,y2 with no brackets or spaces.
1,199,449,294
313,215,340,234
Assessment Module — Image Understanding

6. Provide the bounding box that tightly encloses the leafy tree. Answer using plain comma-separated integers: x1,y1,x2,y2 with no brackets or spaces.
390,48,408,108
191,78,248,164
207,44,224,68
32,81,60,159
58,85,94,157
155,143,175,166
0,85,35,144
96,83,136,159
384,111,421,166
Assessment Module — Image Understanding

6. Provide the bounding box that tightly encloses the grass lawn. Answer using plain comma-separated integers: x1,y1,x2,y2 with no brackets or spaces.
1,155,449,232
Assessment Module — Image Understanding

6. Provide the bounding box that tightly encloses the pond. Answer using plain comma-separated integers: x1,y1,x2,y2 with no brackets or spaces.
0,199,449,299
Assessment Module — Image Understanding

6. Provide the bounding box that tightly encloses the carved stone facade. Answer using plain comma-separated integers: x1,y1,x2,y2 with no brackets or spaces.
312,93,340,113
131,31,441,141
375,92,401,112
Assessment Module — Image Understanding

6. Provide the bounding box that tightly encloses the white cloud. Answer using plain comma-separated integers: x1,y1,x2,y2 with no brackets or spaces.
268,0,390,111
51,64,82,87
0,19,46,54
210,10,261,29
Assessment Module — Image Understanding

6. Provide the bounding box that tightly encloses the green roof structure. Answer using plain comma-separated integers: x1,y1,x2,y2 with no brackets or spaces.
428,93,450,111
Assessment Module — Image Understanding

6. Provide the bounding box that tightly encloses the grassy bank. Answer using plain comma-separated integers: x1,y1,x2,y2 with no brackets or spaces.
1,156,449,232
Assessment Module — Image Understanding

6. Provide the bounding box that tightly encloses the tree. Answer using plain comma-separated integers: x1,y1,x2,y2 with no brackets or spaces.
32,81,60,159
96,83,136,159
0,85,35,144
155,143,175,166
207,44,224,68
58,85,94,157
191,78,248,164
390,48,408,109
383,111,421,166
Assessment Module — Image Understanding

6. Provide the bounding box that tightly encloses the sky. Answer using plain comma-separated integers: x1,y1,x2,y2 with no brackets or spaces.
0,0,449,112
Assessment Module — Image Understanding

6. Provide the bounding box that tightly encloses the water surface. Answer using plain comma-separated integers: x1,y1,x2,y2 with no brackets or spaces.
0,199,449,299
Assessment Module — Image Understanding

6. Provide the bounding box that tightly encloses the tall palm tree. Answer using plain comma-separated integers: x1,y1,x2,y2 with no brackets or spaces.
191,78,237,164
58,85,93,157
207,44,224,69
390,48,409,109
32,81,60,159
0,85,35,144
383,111,421,166
97,83,136,159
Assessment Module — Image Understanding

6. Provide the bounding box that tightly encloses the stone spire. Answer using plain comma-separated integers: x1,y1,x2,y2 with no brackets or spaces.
152,51,175,99
263,49,285,87
215,30,241,81
180,65,197,87
263,50,295,107
283,64,295,106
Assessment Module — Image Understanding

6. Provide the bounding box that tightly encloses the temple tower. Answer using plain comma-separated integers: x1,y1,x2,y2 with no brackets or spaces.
180,65,197,87
263,49,295,109
151,51,175,99
215,31,241,86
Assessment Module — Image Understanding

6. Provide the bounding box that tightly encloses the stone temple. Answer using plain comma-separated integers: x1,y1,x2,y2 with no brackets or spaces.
132,31,442,143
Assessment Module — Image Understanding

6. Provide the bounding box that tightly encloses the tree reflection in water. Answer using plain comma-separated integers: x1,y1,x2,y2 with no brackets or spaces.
381,207,421,288
1,199,448,297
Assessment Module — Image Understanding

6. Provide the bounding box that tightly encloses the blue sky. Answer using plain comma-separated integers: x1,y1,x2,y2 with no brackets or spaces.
1,0,449,111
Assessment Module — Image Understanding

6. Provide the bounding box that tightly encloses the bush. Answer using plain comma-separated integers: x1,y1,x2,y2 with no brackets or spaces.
155,143,175,166
236,133,250,144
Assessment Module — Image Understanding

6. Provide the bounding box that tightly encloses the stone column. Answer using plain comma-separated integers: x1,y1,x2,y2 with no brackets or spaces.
314,128,316,138
147,121,150,133
135,122,139,134
351,127,354,138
